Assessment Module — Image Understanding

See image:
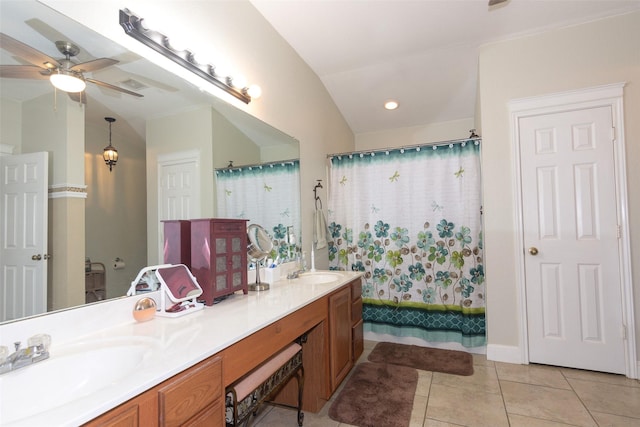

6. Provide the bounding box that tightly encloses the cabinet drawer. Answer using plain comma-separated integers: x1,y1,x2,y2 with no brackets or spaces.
182,400,223,427
212,221,245,233
159,357,222,427
351,279,362,302
351,297,362,324
221,297,325,386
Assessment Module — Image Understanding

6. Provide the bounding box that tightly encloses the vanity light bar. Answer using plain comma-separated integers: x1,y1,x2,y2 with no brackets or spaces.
119,8,252,104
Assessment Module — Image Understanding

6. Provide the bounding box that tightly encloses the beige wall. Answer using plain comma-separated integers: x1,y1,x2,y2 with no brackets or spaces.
19,94,86,311
85,119,147,298
0,98,21,150
40,3,639,358
211,108,261,170
46,0,355,271
478,12,640,355
146,106,214,264
355,117,476,151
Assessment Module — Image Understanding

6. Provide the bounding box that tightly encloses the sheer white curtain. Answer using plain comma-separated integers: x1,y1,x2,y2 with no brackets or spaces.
216,160,300,262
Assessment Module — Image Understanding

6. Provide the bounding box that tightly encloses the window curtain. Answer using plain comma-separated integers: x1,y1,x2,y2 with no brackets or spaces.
215,160,301,262
327,140,485,347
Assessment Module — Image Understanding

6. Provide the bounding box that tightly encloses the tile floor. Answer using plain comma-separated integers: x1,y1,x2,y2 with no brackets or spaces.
251,340,640,427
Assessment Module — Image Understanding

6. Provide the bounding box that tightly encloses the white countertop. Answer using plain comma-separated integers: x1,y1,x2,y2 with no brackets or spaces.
0,270,362,427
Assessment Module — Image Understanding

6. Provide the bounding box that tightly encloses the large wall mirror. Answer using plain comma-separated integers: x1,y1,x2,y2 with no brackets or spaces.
0,1,300,323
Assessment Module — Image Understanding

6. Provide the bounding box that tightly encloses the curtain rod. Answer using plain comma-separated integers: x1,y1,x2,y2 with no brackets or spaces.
326,136,481,159
214,158,299,172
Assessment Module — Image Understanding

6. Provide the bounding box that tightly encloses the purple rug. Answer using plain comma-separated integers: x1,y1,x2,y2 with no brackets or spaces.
328,362,417,427
368,342,474,376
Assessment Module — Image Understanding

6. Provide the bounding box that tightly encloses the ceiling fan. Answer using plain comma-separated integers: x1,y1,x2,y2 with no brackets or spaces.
488,0,509,5
0,32,143,102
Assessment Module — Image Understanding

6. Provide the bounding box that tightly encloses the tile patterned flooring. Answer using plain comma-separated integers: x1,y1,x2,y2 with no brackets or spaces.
252,341,640,427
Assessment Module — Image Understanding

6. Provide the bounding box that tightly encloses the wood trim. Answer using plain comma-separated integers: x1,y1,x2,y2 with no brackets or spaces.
219,297,327,387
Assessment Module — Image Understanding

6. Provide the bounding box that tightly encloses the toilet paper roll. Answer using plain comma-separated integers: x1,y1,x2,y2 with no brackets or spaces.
113,260,126,270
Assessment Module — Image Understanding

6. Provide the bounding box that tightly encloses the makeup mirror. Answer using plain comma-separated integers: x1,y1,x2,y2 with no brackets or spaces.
247,224,274,291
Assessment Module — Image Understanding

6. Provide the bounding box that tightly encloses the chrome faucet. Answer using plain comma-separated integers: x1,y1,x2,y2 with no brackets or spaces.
0,334,51,375
286,252,308,279
286,270,304,279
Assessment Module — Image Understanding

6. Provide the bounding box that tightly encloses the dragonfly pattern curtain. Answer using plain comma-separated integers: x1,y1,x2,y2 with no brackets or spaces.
328,141,485,347
215,160,301,262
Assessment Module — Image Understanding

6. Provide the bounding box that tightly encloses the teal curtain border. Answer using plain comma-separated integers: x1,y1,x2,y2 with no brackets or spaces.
363,302,486,348
329,139,480,167
216,160,299,181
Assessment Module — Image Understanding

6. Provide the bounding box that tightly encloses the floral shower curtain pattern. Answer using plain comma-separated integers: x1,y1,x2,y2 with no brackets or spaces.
328,140,485,347
215,160,301,262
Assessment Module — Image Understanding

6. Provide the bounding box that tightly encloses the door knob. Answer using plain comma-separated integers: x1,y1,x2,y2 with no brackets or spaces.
528,247,539,256
31,254,42,261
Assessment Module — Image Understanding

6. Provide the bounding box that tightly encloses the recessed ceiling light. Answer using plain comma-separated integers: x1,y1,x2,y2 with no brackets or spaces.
384,100,399,110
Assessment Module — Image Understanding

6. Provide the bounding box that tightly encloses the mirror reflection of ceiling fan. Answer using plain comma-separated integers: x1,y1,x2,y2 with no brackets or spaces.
0,32,143,103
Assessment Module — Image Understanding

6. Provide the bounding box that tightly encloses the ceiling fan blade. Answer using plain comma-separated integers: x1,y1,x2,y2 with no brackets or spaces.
71,58,118,73
488,0,509,5
0,32,60,69
85,78,144,97
67,91,87,104
25,18,93,63
0,64,50,79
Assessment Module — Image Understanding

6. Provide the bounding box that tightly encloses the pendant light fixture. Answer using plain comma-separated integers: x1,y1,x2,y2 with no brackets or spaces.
103,117,118,172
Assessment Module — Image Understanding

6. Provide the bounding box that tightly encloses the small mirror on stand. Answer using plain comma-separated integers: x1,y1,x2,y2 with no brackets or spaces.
247,224,274,291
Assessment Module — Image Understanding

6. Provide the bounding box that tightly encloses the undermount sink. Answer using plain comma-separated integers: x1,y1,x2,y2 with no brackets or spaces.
298,272,343,284
1,336,159,425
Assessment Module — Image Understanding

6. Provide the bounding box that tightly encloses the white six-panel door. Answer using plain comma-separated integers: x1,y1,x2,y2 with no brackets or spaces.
0,152,48,322
519,106,625,374
157,151,200,262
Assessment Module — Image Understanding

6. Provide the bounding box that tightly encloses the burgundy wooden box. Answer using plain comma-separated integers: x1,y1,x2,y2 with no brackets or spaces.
162,220,191,268
190,218,248,305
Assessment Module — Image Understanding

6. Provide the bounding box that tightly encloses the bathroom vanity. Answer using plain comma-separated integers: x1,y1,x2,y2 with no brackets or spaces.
0,270,363,427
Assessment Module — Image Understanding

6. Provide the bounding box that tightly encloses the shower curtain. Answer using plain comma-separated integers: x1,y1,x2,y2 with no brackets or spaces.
327,140,485,347
215,160,301,262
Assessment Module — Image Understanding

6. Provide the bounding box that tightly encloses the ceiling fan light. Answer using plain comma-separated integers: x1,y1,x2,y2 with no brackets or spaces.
50,70,86,93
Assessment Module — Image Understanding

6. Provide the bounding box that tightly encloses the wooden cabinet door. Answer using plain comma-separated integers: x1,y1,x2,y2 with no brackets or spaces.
329,285,352,392
351,278,364,361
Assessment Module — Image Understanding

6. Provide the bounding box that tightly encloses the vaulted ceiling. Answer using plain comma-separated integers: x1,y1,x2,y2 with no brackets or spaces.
251,0,640,134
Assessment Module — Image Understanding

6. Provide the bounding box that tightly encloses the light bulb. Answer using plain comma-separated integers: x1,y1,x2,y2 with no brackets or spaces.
230,74,247,89
384,100,399,110
50,71,86,93
247,85,262,99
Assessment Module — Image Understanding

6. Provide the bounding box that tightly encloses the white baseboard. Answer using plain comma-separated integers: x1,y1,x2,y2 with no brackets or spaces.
486,344,524,364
